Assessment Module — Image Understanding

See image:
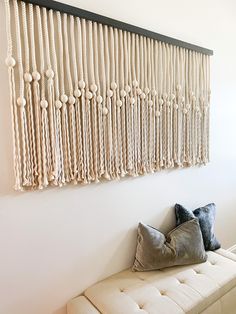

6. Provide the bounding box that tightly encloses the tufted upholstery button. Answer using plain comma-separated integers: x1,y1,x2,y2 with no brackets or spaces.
160,290,166,295
120,288,125,293
139,304,144,309
195,269,201,274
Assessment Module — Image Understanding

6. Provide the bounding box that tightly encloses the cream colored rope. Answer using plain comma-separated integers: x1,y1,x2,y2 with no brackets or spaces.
4,1,211,190
4,0,22,190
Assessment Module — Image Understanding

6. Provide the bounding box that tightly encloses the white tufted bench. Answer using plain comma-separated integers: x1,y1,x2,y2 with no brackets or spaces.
67,249,236,314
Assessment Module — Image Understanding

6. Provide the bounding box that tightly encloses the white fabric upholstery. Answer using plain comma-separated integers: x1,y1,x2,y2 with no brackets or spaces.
67,296,100,314
68,250,236,314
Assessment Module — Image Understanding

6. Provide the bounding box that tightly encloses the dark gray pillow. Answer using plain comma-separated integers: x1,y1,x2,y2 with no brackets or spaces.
132,218,207,272
175,203,221,251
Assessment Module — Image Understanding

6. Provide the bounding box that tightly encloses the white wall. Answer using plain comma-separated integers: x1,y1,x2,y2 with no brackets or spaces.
0,0,236,314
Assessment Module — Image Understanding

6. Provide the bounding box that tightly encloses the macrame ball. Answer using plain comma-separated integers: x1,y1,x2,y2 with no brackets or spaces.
97,95,103,104
61,94,68,103
192,95,197,102
148,100,153,107
86,91,93,99
111,81,117,90
174,104,179,110
24,72,32,83
17,96,26,107
116,99,122,107
171,94,175,100
74,89,81,97
69,95,76,105
102,107,108,115
120,89,126,98
46,68,54,79
55,100,62,109
132,80,138,88
183,108,188,114
125,85,131,93
32,71,41,81
167,101,171,107
90,83,97,93
5,56,16,67
181,96,185,102
140,93,146,100
144,87,150,95
136,88,142,96
156,110,161,117
40,99,48,109
78,80,85,89
107,89,113,98
159,99,164,105
151,89,157,97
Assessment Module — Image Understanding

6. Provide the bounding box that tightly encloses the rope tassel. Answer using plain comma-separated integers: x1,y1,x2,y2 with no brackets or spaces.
4,0,211,190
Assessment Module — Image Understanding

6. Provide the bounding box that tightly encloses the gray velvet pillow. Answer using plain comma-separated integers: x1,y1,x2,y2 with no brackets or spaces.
133,218,207,272
175,203,221,251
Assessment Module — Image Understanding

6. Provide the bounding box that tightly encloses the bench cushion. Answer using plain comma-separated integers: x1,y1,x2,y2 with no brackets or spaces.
82,250,236,314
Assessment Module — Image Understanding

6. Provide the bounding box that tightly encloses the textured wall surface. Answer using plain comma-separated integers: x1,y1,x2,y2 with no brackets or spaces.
0,1,235,314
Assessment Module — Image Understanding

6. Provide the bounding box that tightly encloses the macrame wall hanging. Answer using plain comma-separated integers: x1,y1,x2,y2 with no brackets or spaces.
4,0,213,191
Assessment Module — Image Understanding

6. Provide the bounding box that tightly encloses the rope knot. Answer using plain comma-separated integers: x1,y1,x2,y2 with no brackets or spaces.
17,96,26,107
120,89,126,98
107,89,113,98
125,85,131,93
86,91,93,99
40,99,48,109
32,71,41,81
137,88,142,96
102,107,108,115
55,100,62,109
74,89,81,97
116,99,122,107
151,89,157,97
68,95,76,105
144,87,150,95
132,80,139,88
24,72,32,83
46,68,55,79
111,82,117,90
5,56,16,68
61,94,68,103
96,95,103,104
78,80,85,89
90,83,97,93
